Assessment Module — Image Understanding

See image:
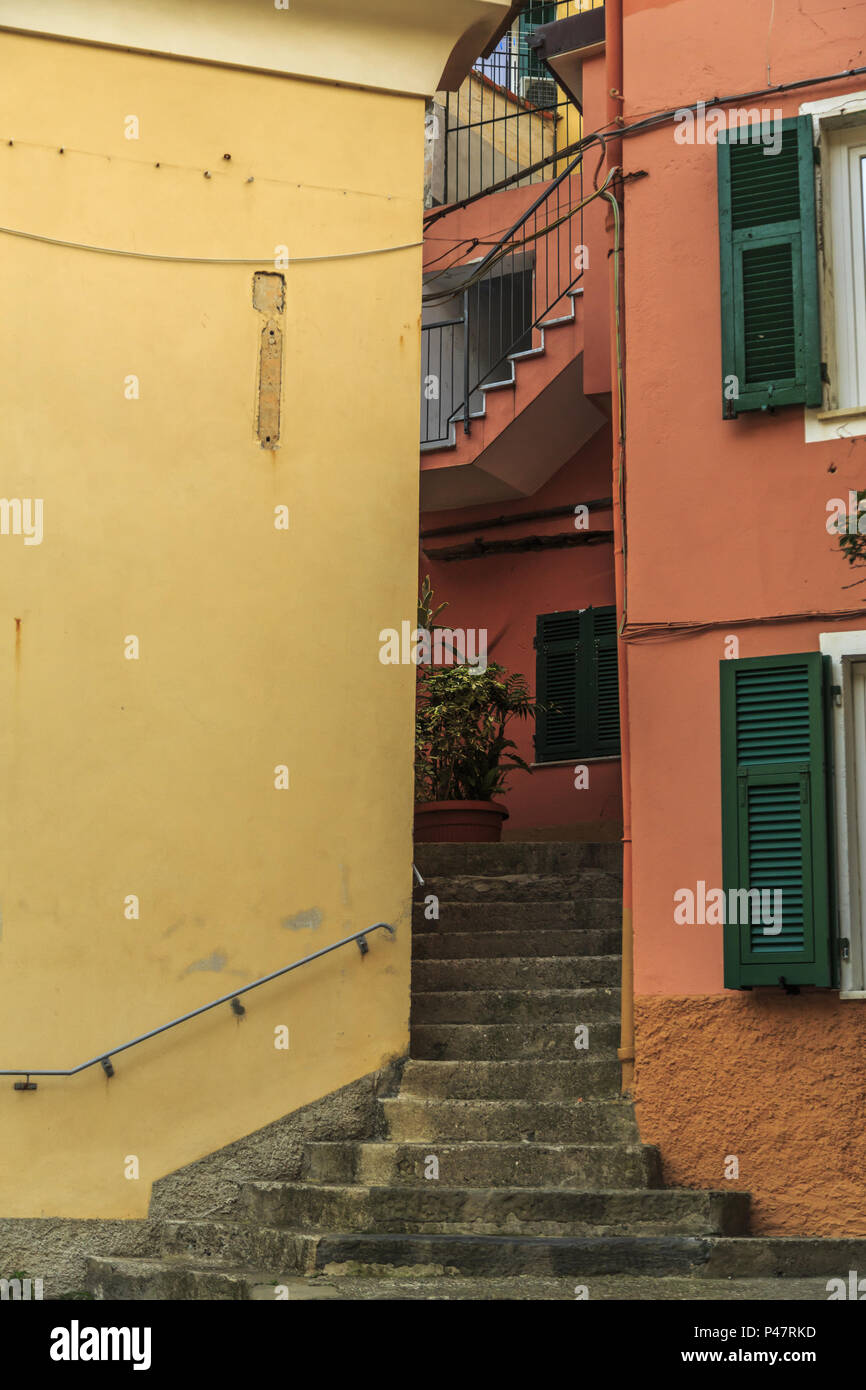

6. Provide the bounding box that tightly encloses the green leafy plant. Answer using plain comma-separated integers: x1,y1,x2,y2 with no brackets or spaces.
415,660,540,802
418,573,448,631
838,488,866,568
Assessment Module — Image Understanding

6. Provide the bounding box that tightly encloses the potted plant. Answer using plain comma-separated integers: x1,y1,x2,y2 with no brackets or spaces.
414,580,540,843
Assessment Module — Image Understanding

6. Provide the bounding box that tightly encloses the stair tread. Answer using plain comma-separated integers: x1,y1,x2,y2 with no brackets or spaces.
309,1140,651,1150
249,1181,734,1198
413,956,621,964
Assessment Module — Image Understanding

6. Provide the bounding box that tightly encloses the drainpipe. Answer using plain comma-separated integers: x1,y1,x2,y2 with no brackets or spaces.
605,0,634,1094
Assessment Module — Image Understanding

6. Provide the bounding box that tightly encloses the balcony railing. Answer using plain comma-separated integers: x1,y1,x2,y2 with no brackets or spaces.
427,1,596,209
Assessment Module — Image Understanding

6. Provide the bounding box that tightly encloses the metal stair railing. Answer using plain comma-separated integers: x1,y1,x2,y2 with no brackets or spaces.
0,922,395,1090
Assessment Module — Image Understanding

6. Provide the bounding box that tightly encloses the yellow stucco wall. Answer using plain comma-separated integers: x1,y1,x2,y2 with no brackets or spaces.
0,30,424,1217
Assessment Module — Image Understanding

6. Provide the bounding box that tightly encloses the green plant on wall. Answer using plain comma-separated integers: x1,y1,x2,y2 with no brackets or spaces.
837,489,866,568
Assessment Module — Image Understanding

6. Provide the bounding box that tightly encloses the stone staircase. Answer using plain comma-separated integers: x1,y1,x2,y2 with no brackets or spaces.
84,842,865,1299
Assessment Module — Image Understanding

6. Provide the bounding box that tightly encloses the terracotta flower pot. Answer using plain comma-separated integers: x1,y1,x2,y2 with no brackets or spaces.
414,799,509,844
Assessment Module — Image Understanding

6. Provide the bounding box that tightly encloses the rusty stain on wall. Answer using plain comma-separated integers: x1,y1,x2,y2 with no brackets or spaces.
253,271,284,450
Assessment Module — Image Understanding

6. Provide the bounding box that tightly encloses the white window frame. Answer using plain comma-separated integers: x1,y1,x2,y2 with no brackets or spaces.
803,93,866,443
820,628,866,994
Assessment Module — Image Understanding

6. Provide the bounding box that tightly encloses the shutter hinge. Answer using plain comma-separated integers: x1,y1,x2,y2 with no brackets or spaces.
832,683,842,707
533,635,538,649
840,937,851,962
821,361,830,385
813,144,821,165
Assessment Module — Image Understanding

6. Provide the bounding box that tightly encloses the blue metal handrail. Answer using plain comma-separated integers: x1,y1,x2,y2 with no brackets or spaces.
1,922,395,1089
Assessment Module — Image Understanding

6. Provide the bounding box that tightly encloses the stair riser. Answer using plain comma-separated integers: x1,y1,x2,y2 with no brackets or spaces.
311,1234,709,1280
414,901,621,931
411,1022,620,1059
399,1059,621,1100
413,958,619,990
303,1142,661,1189
414,844,622,877
380,1099,637,1143
85,1258,249,1301
421,872,621,902
703,1238,866,1279
412,930,621,958
158,1220,306,1272
242,1185,749,1239
412,990,619,1025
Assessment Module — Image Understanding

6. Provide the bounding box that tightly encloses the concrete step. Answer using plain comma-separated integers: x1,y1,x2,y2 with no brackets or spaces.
420,871,621,902
293,1232,718,1279
411,1021,620,1059
412,988,619,1025
380,1096,638,1143
413,900,621,931
413,957,620,991
88,1227,866,1298
414,843,622,878
399,1058,621,1100
83,1255,844,1301
412,928,621,958
242,1182,749,1238
302,1140,662,1189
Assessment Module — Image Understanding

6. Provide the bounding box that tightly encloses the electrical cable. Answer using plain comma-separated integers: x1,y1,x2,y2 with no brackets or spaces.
0,224,422,265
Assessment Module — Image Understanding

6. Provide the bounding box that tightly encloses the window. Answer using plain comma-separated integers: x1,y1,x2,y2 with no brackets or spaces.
420,255,534,447
719,652,834,988
534,605,620,762
820,629,866,995
823,125,866,412
517,2,557,93
717,116,822,417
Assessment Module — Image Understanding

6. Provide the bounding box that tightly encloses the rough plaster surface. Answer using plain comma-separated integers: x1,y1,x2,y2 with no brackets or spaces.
0,1063,402,1296
634,994,866,1236
148,1060,401,1220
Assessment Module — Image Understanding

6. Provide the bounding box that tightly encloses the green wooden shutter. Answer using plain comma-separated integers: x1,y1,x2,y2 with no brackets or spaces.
535,606,621,761
720,653,834,988
589,606,621,756
535,610,581,761
718,115,821,417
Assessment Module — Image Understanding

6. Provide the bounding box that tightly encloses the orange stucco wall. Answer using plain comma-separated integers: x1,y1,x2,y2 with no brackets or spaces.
611,0,866,1231
634,994,866,1236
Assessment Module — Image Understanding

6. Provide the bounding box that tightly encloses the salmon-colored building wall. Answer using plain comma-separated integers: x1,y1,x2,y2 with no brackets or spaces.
610,0,866,1231
421,426,622,837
